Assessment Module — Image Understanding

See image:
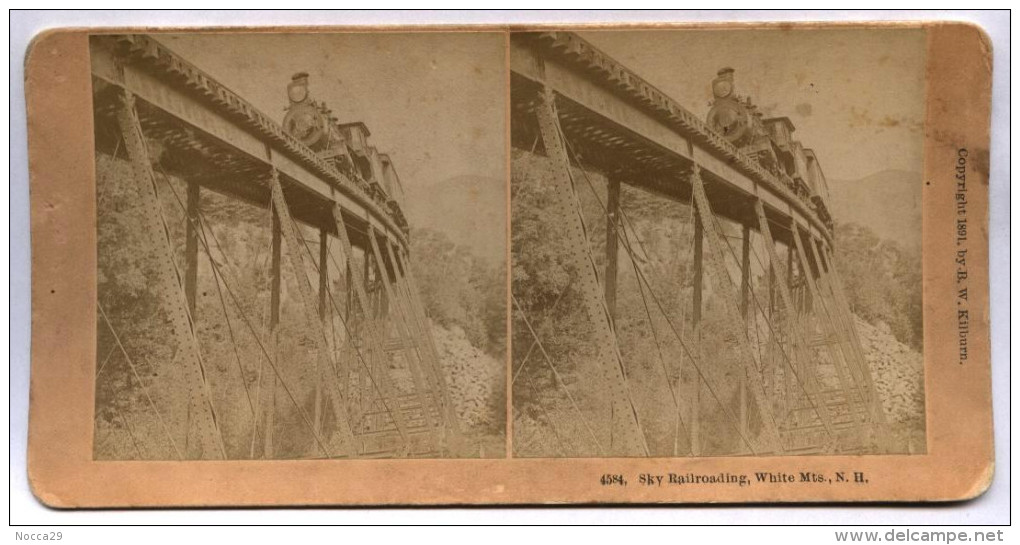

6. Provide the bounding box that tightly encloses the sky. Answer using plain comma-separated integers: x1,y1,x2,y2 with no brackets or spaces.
579,27,927,182
159,31,507,263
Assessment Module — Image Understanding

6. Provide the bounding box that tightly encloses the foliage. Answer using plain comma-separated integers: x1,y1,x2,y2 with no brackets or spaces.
833,222,923,350
406,227,508,447
409,227,506,358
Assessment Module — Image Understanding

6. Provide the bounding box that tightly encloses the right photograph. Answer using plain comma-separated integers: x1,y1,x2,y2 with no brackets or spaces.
510,29,926,458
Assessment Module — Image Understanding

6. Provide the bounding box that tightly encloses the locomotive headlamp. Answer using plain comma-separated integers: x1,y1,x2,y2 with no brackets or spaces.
712,67,735,99
288,72,310,103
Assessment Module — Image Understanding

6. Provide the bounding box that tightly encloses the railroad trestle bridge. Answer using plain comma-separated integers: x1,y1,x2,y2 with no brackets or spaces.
510,31,887,457
92,34,463,460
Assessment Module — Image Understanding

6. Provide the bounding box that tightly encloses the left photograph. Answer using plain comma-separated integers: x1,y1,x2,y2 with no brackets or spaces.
90,32,507,460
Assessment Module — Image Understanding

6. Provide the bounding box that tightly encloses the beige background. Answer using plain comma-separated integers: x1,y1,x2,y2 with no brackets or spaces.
26,23,992,506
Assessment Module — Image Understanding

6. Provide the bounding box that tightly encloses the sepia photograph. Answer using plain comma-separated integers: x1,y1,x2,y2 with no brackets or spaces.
510,29,926,458
89,31,508,460
20,14,997,511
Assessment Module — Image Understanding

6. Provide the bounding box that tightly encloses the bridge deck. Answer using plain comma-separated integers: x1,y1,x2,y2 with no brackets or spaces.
89,34,408,254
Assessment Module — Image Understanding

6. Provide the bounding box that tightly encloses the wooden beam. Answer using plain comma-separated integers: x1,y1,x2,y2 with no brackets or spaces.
509,37,832,245
315,226,328,434
271,210,282,329
319,228,328,319
184,181,200,317
263,206,282,459
690,202,703,456
739,223,751,442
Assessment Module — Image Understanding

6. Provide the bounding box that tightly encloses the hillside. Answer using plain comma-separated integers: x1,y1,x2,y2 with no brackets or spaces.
827,169,922,252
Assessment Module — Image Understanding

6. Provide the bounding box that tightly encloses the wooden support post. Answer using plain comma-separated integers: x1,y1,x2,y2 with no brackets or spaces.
693,211,703,327
182,182,198,456
739,223,751,443
791,222,867,447
319,228,329,319
269,174,355,457
769,261,776,318
314,227,328,434
184,181,200,317
740,224,751,319
264,206,281,459
768,258,777,413
800,233,813,313
271,211,282,336
345,262,353,325
787,241,794,306
364,249,374,318
605,178,621,321
369,231,438,452
786,242,797,405
690,204,703,456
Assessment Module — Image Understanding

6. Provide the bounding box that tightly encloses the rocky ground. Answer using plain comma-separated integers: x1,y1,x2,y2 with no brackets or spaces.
432,323,506,457
854,316,926,454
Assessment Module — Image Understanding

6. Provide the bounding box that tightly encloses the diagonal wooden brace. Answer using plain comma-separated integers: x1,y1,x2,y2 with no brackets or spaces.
329,206,422,454
535,88,648,457
791,222,873,440
391,246,465,441
754,201,840,452
367,228,443,451
269,171,359,457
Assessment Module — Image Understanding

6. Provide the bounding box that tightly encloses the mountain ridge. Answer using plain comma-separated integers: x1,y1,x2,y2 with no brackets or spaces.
827,169,922,252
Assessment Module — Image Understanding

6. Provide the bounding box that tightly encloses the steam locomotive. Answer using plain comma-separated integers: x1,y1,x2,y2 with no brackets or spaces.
282,72,407,230
706,68,833,228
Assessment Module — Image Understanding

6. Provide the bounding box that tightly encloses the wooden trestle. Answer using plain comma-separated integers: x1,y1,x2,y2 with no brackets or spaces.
95,34,462,459
512,31,887,456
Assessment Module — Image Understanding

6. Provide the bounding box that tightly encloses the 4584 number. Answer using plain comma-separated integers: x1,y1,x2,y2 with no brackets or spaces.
600,474,627,486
